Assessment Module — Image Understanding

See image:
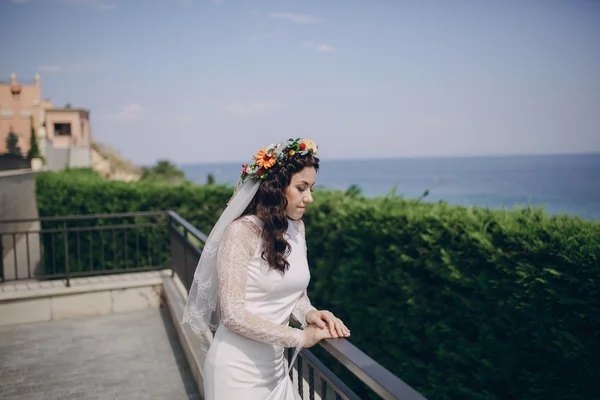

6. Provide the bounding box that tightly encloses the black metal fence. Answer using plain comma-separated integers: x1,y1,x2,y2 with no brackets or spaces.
0,154,31,171
0,210,427,399
0,211,169,285
168,210,207,291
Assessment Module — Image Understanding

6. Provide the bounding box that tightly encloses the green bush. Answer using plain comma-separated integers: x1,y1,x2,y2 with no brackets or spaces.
36,169,231,232
304,195,600,400
35,171,600,400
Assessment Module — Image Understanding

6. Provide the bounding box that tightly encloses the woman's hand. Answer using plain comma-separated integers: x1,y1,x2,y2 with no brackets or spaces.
306,309,350,338
302,324,333,348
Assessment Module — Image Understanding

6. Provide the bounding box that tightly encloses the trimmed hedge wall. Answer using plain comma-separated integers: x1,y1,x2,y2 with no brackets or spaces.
305,194,600,399
36,169,600,400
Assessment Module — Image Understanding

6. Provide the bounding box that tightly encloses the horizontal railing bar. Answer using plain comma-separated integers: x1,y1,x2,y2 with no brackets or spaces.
0,222,161,235
0,211,168,224
167,211,209,243
319,339,427,400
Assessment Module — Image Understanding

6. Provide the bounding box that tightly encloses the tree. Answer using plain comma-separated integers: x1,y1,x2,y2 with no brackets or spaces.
418,189,430,201
345,184,363,198
27,116,41,159
140,159,186,184
207,173,215,185
5,132,22,157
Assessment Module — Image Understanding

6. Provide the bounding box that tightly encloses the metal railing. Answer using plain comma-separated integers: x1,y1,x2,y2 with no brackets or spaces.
0,155,31,171
167,210,208,291
1,211,427,399
0,211,169,286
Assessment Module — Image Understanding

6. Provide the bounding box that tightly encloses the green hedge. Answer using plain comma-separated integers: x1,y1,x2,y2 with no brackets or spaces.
36,169,231,232
35,169,231,276
36,170,600,400
305,194,600,399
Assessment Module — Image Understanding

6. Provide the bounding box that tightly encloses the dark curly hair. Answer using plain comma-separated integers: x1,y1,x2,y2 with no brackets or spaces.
241,154,320,274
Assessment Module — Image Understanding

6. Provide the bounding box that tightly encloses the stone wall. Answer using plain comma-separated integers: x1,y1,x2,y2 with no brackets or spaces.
42,135,92,172
45,146,69,170
0,169,41,280
68,146,92,168
45,144,92,171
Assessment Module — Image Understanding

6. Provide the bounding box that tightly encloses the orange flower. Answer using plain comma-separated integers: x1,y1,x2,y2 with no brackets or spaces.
255,149,277,169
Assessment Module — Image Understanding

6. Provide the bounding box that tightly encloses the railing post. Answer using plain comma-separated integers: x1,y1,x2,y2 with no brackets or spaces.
169,216,176,278
183,227,189,289
63,221,70,287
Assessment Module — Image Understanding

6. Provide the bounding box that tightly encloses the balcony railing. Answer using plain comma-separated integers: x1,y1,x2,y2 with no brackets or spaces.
0,155,31,171
1,211,427,400
0,211,168,285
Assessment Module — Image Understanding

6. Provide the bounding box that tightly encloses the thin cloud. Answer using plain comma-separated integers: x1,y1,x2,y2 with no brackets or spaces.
301,42,339,53
12,0,29,4
267,12,322,24
221,101,282,118
105,103,146,121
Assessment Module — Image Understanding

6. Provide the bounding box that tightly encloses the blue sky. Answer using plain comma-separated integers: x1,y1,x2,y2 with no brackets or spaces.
1,0,599,165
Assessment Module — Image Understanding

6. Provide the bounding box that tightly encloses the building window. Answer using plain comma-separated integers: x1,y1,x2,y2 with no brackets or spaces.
20,109,32,117
54,123,72,136
11,85,21,100
0,108,13,118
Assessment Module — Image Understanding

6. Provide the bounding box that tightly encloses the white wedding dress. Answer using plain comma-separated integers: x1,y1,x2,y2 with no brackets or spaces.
203,215,316,400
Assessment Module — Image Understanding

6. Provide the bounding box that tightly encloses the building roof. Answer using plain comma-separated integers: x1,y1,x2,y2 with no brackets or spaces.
47,107,90,114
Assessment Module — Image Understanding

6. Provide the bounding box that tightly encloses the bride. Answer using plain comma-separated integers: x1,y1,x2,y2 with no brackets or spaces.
182,138,350,399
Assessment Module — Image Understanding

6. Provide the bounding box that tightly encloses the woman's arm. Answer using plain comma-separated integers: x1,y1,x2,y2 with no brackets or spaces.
218,219,304,348
291,289,317,328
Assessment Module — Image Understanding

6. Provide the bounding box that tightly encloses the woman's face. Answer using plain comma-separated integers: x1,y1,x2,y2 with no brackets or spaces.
284,167,316,220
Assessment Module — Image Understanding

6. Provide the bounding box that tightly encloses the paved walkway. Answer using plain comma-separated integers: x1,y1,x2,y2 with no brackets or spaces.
0,308,201,400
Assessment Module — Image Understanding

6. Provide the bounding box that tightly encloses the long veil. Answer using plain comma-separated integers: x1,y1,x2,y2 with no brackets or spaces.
181,179,260,335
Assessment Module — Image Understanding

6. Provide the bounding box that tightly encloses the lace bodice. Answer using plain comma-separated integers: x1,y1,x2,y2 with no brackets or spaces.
217,215,316,348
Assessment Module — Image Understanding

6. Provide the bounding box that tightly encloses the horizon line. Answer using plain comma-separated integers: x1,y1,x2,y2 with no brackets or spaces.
169,150,600,168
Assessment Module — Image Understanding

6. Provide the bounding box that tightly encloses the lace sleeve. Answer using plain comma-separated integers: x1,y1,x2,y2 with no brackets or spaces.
291,220,317,328
218,218,304,348
291,289,317,328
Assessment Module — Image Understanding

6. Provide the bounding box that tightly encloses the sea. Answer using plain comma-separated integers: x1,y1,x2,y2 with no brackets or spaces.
180,153,600,221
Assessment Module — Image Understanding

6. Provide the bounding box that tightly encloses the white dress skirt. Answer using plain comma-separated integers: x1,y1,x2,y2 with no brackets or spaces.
203,215,316,400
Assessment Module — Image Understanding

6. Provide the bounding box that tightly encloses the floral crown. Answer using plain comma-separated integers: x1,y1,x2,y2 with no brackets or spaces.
240,138,318,182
